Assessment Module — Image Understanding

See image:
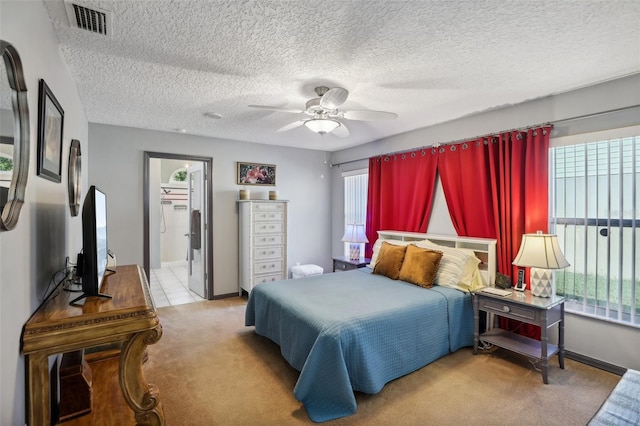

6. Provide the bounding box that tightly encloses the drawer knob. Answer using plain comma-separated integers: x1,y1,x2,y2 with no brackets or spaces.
503,306,510,313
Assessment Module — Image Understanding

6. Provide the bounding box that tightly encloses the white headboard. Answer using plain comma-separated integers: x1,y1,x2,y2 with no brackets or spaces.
376,231,497,287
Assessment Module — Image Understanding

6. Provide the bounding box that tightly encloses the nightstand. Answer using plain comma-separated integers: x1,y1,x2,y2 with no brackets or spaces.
332,256,370,272
473,289,565,384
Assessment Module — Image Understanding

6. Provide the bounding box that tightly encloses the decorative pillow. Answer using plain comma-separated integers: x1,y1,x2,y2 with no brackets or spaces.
415,240,482,292
398,244,443,288
372,242,407,280
369,238,412,268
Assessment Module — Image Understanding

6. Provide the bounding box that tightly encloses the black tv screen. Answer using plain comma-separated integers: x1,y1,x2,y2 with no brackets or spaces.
71,185,112,304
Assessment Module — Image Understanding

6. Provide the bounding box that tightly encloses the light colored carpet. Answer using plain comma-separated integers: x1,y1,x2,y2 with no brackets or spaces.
144,298,620,425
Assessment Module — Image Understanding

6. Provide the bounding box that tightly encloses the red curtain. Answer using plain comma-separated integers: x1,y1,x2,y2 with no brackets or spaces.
438,127,551,338
486,129,551,281
438,141,497,239
365,149,438,257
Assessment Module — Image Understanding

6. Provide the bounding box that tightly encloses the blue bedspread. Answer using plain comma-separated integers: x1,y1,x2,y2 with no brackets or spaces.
245,268,474,422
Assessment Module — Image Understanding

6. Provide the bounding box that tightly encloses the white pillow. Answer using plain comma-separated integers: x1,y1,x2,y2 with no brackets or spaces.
414,240,482,292
369,238,415,268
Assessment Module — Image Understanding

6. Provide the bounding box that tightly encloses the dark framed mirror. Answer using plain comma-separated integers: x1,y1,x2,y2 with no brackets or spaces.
67,139,81,216
0,40,29,231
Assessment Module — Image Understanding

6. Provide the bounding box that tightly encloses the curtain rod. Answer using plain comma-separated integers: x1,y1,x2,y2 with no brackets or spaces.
330,104,639,167
330,123,549,167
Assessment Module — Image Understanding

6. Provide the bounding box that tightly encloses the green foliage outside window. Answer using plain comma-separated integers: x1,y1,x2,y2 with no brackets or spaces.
0,157,13,172
556,270,640,316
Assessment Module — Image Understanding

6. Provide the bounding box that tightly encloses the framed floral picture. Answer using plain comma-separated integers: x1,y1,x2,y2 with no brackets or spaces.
237,162,276,186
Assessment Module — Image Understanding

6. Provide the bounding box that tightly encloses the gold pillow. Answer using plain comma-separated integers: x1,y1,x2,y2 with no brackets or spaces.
398,244,443,288
373,241,407,280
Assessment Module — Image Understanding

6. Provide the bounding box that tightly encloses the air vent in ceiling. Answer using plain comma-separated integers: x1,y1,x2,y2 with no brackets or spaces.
64,1,112,37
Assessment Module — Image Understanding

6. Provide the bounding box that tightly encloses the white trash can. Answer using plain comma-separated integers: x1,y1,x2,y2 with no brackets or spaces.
291,264,323,279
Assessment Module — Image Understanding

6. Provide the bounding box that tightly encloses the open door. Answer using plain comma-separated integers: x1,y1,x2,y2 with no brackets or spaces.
187,162,207,298
144,152,213,299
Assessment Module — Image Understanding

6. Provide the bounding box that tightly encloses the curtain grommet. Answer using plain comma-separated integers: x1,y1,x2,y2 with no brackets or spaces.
411,152,416,158
439,147,445,153
462,143,468,149
450,145,456,152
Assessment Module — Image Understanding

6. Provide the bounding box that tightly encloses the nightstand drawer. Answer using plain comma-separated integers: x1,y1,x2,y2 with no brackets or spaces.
479,298,537,322
333,260,355,272
332,257,370,272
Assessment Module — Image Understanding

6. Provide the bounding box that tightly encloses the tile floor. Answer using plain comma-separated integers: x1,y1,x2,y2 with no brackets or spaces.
149,263,205,308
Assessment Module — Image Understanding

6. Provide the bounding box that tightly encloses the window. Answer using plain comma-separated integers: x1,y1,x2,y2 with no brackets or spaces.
169,168,187,183
550,133,639,326
343,170,368,257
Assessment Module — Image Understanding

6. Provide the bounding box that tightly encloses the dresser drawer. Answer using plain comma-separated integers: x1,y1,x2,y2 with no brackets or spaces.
253,211,284,221
253,222,283,234
254,259,283,274
253,202,285,212
479,298,538,322
253,234,284,246
253,272,285,285
253,246,283,260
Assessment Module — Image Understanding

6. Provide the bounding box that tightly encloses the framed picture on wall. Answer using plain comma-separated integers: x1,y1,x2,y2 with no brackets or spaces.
37,79,64,183
236,162,276,186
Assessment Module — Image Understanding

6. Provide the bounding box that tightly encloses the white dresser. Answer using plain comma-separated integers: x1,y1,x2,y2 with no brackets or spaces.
238,200,288,294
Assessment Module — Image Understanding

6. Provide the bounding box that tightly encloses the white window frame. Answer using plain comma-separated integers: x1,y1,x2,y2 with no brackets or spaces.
549,126,639,327
342,169,368,257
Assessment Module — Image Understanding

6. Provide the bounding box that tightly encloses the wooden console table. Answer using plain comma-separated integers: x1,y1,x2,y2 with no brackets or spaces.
22,264,165,425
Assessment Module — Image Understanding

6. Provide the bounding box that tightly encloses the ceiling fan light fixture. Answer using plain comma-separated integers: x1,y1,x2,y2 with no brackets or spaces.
304,118,340,135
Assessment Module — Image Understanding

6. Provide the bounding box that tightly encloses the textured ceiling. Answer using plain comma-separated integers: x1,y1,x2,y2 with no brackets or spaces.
43,0,640,151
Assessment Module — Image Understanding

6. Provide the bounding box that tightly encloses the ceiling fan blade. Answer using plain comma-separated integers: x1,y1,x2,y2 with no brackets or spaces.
342,110,397,121
319,87,349,109
276,120,304,133
332,122,350,138
248,105,303,114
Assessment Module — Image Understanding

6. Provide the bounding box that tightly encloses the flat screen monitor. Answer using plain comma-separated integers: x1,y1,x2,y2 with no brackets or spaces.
70,185,112,305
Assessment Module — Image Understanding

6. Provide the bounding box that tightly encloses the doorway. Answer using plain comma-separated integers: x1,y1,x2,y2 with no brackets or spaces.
143,152,214,305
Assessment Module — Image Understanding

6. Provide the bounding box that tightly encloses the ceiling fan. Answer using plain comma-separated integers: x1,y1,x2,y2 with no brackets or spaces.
249,86,397,137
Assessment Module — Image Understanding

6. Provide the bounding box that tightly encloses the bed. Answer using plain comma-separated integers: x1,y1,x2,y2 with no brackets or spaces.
245,232,497,422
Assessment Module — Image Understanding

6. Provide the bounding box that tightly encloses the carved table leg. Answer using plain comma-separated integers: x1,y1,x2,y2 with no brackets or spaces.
26,352,50,426
119,325,165,425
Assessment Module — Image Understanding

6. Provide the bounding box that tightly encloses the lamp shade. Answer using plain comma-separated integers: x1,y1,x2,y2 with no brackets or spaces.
304,118,340,135
512,233,570,269
513,232,570,297
341,224,369,243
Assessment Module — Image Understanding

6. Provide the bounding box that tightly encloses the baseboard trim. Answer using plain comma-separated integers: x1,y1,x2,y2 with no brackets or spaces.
212,291,241,300
565,350,626,376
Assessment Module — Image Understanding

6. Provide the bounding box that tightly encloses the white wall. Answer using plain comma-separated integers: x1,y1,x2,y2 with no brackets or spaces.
330,74,640,371
88,124,333,296
0,1,89,424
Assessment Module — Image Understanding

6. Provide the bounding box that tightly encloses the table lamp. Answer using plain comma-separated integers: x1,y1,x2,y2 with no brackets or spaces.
341,224,369,260
512,231,570,297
